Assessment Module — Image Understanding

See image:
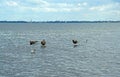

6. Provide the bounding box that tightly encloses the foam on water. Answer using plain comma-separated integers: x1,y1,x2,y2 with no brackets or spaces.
0,23,120,77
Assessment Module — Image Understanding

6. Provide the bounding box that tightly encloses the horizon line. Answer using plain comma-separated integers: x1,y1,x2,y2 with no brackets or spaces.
0,20,120,21
0,20,120,23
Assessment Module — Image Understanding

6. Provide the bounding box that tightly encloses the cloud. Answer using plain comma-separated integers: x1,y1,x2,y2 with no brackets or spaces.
108,10,120,16
87,2,120,20
0,0,120,21
90,6,107,11
2,0,120,13
6,1,18,7
78,2,88,6
0,0,88,12
89,2,120,11
28,0,50,6
5,0,87,12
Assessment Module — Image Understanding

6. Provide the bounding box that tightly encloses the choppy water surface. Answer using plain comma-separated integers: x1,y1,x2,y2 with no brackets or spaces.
0,23,120,77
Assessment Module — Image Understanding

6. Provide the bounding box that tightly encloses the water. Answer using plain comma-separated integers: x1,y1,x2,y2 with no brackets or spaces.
0,23,120,77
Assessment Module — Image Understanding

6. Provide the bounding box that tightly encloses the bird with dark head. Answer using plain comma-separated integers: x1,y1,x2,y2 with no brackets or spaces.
72,40,78,44
41,39,46,46
30,40,38,45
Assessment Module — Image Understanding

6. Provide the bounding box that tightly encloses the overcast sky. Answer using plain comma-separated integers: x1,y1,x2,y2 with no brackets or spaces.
0,0,120,21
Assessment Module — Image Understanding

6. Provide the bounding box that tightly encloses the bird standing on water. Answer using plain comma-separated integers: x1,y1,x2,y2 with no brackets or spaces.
41,39,46,47
72,40,78,47
30,40,38,45
72,40,78,44
29,40,38,54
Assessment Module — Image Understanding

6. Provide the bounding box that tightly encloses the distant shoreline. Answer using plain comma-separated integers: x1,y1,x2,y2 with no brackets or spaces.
0,21,120,23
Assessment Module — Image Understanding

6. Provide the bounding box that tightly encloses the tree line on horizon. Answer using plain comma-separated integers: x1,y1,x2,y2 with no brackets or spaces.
0,21,120,23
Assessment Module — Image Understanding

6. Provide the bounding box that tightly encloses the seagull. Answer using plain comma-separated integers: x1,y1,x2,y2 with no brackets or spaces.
41,39,46,47
72,40,78,47
72,40,78,44
29,40,38,54
30,40,38,45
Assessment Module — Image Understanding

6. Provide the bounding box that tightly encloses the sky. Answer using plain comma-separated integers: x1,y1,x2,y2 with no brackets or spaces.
0,0,120,21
